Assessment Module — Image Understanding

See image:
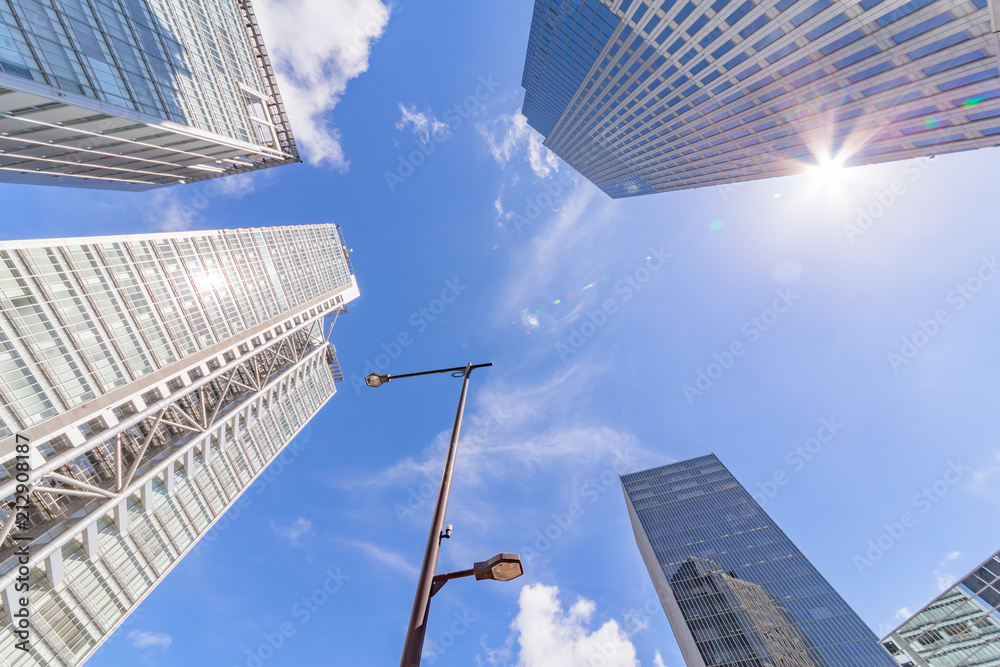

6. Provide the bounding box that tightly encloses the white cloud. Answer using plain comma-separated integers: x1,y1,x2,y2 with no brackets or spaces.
498,584,639,666
129,630,172,650
143,172,266,231
622,609,649,634
148,191,197,232
211,173,259,198
520,309,540,332
270,517,313,545
479,112,559,178
970,452,1000,503
895,607,912,621
396,104,452,144
653,652,667,667
255,0,390,168
934,551,962,592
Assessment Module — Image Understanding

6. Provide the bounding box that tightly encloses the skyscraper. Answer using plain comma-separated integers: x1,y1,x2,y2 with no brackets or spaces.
622,453,895,666
0,0,297,190
521,0,1000,197
882,548,1000,666
0,224,358,665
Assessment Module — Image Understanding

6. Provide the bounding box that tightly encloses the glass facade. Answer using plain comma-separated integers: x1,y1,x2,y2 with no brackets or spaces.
0,225,359,666
521,0,1000,197
882,548,1000,666
623,454,895,666
0,0,298,188
0,224,353,438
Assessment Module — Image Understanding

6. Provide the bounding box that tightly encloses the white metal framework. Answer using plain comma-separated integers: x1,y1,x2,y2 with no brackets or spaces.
0,224,359,665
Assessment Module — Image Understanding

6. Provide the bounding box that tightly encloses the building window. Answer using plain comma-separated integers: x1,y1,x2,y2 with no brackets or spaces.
242,86,278,148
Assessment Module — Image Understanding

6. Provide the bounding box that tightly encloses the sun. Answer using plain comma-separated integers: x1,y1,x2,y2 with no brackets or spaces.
807,157,847,185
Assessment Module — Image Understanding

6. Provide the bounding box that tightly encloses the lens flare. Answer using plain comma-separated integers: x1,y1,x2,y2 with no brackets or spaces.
808,157,846,184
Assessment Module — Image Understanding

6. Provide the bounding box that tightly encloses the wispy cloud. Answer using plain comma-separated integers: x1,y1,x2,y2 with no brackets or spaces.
344,540,419,579
256,0,390,168
148,191,197,232
337,364,644,493
653,652,667,667
212,173,259,198
396,104,452,144
129,630,172,650
934,551,962,592
478,112,559,178
270,517,314,546
143,172,264,232
497,185,616,326
970,452,1000,503
895,607,912,620
485,584,639,666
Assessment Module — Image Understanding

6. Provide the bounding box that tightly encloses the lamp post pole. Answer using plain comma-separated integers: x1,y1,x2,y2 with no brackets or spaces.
370,363,492,667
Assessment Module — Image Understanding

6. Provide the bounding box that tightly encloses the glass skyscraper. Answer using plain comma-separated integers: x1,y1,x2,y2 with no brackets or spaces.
522,0,1000,197
0,224,359,665
882,548,1000,666
0,0,298,189
622,453,895,666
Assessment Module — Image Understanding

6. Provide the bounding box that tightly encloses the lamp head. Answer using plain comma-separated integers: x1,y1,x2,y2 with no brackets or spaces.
474,553,524,582
365,373,390,388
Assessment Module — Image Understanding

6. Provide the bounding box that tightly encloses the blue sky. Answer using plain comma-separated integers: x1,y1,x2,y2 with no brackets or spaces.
3,0,1000,665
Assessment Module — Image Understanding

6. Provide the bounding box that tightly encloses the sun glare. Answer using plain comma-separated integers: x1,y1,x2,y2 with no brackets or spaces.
808,158,846,185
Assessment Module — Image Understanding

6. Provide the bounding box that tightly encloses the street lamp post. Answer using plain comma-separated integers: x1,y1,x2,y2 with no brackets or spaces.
365,363,524,667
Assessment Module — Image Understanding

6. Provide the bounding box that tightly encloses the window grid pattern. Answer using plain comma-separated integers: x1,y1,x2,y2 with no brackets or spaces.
0,0,263,145
522,0,621,137
0,348,336,666
882,549,1000,666
0,0,298,189
623,454,895,666
0,224,353,437
522,0,1000,197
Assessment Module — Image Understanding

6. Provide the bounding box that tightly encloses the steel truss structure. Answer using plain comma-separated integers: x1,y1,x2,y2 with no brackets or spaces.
0,223,359,665
0,314,341,665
